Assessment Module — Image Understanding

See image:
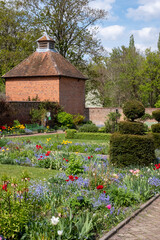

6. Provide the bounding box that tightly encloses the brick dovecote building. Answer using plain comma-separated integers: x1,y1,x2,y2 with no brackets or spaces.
3,35,87,115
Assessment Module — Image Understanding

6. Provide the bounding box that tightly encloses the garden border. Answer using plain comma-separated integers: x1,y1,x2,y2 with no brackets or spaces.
99,193,160,240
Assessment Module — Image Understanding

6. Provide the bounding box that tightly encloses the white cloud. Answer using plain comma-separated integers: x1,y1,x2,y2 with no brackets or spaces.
89,0,115,11
97,25,125,41
127,0,160,21
131,27,159,51
131,27,159,43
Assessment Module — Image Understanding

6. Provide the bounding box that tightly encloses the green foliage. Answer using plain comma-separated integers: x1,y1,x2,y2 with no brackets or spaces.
0,1,40,90
123,100,145,121
65,129,77,139
110,133,155,167
79,124,98,132
152,109,160,122
66,154,84,175
30,108,47,125
104,111,121,133
70,132,111,140
151,123,160,133
57,112,73,128
152,133,160,149
140,113,153,121
20,0,107,67
139,49,160,107
119,121,145,135
13,120,21,127
73,114,85,126
109,186,139,207
0,137,8,147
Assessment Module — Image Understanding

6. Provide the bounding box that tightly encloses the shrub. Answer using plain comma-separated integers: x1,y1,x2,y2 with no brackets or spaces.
123,100,145,121
105,111,121,133
140,113,153,121
151,123,160,133
119,121,145,135
79,124,98,132
30,108,47,125
110,133,155,167
65,129,77,139
57,112,73,128
66,132,111,141
152,133,160,149
152,110,160,122
73,114,85,126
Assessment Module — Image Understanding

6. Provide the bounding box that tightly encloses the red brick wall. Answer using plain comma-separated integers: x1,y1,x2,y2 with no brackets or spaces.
59,77,85,115
6,77,60,102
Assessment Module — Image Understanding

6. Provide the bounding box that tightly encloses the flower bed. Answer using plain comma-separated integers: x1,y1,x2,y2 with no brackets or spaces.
0,137,160,239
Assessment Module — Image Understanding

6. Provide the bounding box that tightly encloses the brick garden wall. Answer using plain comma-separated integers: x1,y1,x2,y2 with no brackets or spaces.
84,107,160,126
1,101,41,125
1,101,159,126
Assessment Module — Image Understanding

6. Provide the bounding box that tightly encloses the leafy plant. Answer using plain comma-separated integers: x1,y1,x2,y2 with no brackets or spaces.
105,111,121,133
66,154,84,175
79,124,98,132
57,112,73,128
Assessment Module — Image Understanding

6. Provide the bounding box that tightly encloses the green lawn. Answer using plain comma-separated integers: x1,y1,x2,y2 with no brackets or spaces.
7,133,109,145
0,164,58,180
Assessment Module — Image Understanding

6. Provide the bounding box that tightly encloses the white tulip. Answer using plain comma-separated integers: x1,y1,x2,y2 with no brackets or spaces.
51,216,59,225
58,230,63,235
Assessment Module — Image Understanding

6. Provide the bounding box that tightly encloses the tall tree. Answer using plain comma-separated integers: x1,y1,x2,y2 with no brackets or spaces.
18,0,107,67
139,49,160,107
0,0,41,92
86,36,144,107
158,33,160,52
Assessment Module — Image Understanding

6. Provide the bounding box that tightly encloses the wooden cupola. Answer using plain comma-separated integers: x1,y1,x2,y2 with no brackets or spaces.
36,34,56,52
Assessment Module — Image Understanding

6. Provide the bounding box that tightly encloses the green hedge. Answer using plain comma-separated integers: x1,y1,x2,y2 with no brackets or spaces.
78,124,98,132
151,133,160,149
110,133,155,167
151,123,160,133
65,130,111,140
65,129,77,139
119,121,145,135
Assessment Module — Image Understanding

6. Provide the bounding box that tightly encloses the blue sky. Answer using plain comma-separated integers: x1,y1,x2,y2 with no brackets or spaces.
89,0,160,53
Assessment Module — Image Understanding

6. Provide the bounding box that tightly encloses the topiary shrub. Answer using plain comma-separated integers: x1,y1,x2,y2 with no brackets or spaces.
78,124,98,133
152,110,160,123
123,100,145,121
151,123,160,133
119,121,145,135
110,133,155,167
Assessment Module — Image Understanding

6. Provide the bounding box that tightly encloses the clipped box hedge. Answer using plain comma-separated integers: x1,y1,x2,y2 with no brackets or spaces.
65,129,111,140
65,129,77,139
119,121,145,135
151,133,160,149
110,133,155,167
151,123,160,133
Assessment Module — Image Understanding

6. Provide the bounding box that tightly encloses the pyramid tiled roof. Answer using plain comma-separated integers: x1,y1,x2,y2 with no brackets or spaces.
3,51,87,80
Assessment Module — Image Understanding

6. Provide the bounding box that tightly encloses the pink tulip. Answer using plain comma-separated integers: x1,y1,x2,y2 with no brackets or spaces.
106,204,111,210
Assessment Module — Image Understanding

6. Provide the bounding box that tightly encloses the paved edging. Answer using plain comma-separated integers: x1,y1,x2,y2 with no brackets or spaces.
99,193,160,240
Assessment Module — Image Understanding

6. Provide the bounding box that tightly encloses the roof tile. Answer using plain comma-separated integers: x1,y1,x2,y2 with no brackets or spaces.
3,51,87,80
